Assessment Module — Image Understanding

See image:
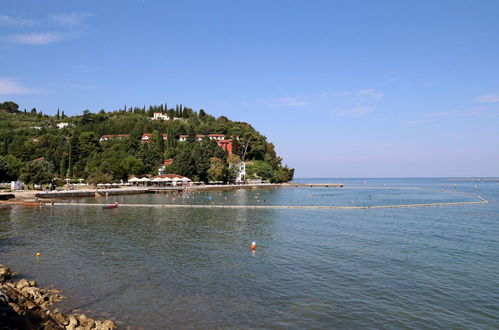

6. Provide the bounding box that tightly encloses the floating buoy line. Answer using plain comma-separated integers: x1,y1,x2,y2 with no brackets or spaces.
0,187,488,210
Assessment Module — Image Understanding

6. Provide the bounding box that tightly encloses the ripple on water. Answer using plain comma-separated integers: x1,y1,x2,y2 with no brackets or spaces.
0,181,498,328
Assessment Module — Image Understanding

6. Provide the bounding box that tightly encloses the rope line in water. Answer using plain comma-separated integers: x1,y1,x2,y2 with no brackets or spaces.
8,187,488,210
52,199,488,210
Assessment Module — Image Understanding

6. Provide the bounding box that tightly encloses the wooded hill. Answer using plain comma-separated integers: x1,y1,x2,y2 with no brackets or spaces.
0,101,294,185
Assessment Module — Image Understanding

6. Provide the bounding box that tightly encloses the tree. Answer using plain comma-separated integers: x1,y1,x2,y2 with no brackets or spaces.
20,159,55,185
0,102,20,113
207,157,226,182
0,155,22,181
87,172,113,185
67,133,80,177
79,132,100,158
122,156,144,178
0,157,11,182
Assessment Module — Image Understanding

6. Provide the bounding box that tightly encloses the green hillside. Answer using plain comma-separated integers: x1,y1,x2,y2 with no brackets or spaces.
0,101,294,185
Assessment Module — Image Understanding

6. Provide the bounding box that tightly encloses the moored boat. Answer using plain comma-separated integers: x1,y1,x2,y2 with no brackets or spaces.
102,202,119,209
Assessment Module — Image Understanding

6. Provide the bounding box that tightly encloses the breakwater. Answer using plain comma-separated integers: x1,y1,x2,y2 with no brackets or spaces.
0,264,116,329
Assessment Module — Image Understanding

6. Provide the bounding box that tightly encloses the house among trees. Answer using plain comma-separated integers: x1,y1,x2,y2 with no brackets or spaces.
157,158,174,175
217,139,233,155
208,134,225,141
177,134,236,155
99,134,130,142
141,133,168,143
56,122,69,129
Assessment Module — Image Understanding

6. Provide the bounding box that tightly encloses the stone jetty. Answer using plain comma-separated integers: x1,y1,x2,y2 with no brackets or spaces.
0,264,116,330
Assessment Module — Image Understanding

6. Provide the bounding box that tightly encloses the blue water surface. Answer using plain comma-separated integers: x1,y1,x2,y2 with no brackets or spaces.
0,178,498,328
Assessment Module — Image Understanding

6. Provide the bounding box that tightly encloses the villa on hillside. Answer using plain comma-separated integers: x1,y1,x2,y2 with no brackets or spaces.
99,134,130,142
56,122,69,129
151,112,181,121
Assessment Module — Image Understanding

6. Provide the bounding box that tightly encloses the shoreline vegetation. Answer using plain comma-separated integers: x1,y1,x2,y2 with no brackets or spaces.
0,101,294,189
0,264,116,329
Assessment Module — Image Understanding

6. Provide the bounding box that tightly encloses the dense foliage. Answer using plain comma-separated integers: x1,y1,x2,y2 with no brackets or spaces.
0,101,294,185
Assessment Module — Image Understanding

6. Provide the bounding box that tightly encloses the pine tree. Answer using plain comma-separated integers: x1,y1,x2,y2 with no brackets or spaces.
56,108,60,119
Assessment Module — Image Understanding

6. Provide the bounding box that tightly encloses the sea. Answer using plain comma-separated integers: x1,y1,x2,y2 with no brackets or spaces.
1,178,498,329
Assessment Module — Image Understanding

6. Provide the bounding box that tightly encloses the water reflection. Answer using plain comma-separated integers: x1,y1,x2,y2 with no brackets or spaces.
0,181,498,328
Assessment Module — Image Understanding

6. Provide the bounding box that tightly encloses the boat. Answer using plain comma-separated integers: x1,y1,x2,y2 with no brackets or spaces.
103,202,119,209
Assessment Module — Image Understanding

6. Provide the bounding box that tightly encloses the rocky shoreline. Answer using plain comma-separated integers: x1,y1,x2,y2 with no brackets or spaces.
0,264,116,330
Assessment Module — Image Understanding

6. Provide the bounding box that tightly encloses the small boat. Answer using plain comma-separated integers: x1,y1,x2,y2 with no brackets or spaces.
103,202,119,209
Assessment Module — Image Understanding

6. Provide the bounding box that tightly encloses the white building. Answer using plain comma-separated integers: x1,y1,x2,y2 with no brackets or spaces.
208,134,225,141
152,112,170,120
230,162,246,183
57,122,69,129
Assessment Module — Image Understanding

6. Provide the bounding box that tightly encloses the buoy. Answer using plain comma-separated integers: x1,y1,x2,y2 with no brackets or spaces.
251,242,256,251
35,252,41,257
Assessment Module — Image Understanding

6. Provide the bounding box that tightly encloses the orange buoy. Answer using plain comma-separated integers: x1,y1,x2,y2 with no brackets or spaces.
251,242,256,251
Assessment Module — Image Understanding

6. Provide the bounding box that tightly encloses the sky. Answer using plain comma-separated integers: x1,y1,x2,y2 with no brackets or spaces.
1,0,498,178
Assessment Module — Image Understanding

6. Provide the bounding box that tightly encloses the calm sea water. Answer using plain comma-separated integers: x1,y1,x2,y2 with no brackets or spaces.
1,178,498,328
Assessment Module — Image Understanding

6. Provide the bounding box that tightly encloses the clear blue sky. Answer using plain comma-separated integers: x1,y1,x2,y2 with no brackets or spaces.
1,0,498,177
